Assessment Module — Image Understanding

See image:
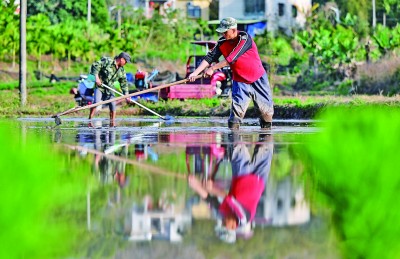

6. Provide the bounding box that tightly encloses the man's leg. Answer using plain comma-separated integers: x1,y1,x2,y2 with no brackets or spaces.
228,81,251,130
88,88,103,127
251,134,274,182
89,107,96,120
110,111,116,127
231,143,251,178
252,73,274,129
109,98,117,127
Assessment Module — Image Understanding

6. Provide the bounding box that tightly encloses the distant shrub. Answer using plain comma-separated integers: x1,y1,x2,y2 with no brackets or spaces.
355,56,400,95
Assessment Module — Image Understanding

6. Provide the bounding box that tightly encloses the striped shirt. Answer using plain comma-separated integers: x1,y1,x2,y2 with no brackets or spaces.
219,174,265,223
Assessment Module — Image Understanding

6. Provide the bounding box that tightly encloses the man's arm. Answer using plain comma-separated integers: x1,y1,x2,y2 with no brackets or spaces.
207,60,229,73
188,175,209,199
188,40,224,82
188,59,210,82
119,71,129,95
90,58,105,86
205,179,227,198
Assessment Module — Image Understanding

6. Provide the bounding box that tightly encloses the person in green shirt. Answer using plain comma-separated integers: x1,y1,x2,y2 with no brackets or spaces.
88,52,132,127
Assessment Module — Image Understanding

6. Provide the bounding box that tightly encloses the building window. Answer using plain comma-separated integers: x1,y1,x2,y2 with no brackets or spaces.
278,3,285,16
292,5,298,17
187,2,201,18
245,0,265,16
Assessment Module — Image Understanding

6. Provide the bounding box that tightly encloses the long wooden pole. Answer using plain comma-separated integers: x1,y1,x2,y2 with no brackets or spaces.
64,144,187,179
52,75,202,118
101,83,167,120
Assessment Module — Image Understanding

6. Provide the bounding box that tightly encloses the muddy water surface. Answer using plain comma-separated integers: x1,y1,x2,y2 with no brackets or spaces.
17,117,339,259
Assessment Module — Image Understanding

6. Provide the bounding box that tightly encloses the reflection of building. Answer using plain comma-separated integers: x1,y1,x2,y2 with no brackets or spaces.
255,176,310,226
129,204,192,242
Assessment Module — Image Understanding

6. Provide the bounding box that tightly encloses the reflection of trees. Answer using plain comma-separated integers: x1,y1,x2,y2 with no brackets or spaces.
66,143,191,243
256,140,310,227
271,143,304,180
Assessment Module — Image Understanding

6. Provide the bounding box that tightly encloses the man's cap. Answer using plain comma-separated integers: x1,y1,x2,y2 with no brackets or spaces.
118,52,131,63
216,17,237,33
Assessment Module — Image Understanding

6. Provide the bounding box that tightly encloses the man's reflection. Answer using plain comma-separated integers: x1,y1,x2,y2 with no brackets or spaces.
188,133,273,243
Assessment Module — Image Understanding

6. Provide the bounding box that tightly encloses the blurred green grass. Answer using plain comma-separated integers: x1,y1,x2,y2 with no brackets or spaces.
302,106,400,259
0,122,89,258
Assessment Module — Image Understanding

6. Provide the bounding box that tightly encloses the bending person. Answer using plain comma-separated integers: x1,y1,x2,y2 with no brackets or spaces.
88,52,132,127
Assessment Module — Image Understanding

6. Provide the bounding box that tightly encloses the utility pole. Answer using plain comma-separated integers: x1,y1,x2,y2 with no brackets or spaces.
372,0,376,28
88,0,91,24
118,8,121,38
19,0,27,107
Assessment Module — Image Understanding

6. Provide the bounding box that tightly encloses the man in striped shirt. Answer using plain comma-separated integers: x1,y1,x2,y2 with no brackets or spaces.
188,17,274,130
187,133,274,243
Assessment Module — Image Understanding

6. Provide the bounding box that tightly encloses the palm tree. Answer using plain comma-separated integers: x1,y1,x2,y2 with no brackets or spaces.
48,23,66,65
26,14,51,70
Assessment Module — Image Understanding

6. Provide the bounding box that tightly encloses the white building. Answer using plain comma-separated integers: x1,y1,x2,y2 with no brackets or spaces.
255,176,311,227
218,0,312,35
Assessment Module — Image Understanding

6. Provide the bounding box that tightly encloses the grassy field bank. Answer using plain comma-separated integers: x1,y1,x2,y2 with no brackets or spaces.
1,84,400,119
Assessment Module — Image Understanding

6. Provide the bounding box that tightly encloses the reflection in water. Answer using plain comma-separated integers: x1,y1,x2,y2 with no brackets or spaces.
70,129,310,246
188,133,274,243
261,176,310,227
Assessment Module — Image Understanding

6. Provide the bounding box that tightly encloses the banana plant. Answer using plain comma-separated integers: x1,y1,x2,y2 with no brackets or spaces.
373,25,392,55
373,24,400,56
296,12,362,72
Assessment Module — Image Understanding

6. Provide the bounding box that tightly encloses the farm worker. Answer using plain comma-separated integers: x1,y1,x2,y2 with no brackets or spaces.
88,52,132,127
188,133,273,243
188,17,274,130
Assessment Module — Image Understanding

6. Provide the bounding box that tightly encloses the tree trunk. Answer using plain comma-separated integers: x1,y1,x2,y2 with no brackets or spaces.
12,44,16,69
38,49,42,70
19,0,27,107
68,51,71,71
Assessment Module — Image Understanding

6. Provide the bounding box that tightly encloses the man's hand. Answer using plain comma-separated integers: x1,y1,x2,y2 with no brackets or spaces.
125,97,133,104
204,67,214,78
188,175,208,199
188,72,199,82
204,180,214,193
204,179,226,198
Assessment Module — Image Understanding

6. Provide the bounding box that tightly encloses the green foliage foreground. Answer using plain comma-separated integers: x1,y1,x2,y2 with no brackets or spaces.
302,106,400,259
0,122,88,259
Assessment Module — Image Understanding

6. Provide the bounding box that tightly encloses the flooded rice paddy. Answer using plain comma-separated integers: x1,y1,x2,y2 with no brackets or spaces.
10,117,341,258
